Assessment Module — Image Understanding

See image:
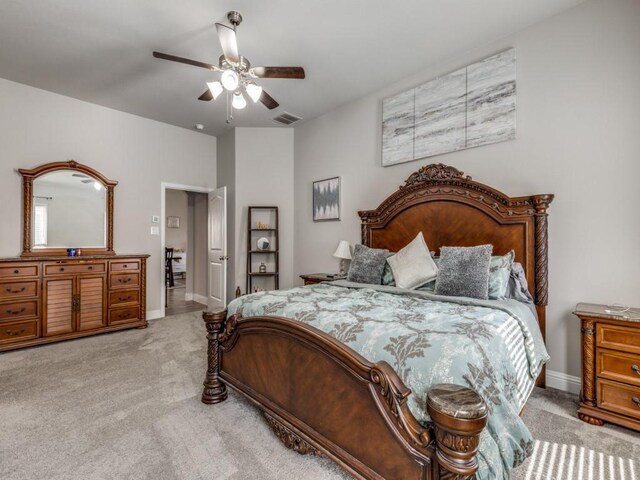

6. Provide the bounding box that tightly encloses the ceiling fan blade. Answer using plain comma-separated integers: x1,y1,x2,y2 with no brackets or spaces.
198,89,213,101
215,23,240,65
259,90,279,110
152,51,218,71
251,66,305,79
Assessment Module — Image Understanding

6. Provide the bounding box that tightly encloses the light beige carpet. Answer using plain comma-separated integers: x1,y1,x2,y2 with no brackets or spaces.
1,312,638,479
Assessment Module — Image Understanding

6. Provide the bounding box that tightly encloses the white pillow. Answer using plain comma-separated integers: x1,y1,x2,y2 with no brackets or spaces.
387,232,438,289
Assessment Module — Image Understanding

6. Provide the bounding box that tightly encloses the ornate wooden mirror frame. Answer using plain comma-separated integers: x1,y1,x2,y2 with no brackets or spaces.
19,160,117,257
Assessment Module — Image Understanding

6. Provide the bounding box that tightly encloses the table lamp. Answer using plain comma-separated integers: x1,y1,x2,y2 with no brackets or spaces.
333,240,352,277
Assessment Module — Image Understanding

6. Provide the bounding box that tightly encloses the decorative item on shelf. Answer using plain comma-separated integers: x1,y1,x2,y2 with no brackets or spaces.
167,216,180,228
67,248,77,257
235,286,242,298
256,221,270,229
76,248,82,256
333,240,352,276
259,262,267,273
313,176,341,221
256,237,270,250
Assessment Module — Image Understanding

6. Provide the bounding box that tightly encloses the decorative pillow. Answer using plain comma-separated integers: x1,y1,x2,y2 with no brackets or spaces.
346,244,389,284
415,258,439,292
488,250,515,299
386,232,438,289
381,261,396,286
435,245,493,299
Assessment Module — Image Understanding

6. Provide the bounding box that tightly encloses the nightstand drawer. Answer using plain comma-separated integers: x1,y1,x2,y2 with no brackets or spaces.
44,262,106,276
597,349,640,387
597,379,640,420
597,324,640,355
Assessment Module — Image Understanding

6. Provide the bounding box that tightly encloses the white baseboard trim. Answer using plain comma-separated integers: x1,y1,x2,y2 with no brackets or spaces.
193,294,207,305
185,292,194,301
546,369,581,395
147,309,163,320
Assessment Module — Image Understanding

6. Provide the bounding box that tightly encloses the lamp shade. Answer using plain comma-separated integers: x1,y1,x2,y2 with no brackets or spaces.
333,240,352,260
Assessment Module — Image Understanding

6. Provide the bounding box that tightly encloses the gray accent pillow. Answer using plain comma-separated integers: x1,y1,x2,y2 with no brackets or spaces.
347,244,389,284
488,250,515,299
435,245,493,299
381,259,396,286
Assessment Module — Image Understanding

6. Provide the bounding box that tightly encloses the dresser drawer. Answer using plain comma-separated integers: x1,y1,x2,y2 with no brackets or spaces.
110,260,140,272
597,349,640,387
0,280,39,300
44,263,106,276
0,263,39,278
110,273,140,289
109,289,140,306
598,379,640,420
0,320,39,343
0,300,38,321
597,324,640,355
109,306,140,325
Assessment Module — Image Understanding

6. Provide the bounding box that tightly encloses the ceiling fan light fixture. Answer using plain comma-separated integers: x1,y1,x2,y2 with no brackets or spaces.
207,81,224,99
221,69,239,91
245,82,263,103
232,92,247,110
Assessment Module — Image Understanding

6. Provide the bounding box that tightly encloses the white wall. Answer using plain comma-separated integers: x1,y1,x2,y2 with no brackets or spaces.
0,78,216,316
216,128,295,298
293,0,640,380
235,128,295,294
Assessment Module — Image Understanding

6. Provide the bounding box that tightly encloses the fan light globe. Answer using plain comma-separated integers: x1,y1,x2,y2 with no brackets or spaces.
245,83,263,103
220,69,239,91
207,81,224,99
93,181,102,191
232,92,247,110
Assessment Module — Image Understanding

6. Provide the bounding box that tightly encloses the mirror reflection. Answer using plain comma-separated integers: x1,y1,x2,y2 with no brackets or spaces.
32,171,107,249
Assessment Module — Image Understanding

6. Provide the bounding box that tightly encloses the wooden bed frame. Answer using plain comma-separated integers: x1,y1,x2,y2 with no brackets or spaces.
202,164,553,479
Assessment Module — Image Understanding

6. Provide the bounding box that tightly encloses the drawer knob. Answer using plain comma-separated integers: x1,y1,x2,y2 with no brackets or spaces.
59,267,65,272
13,269,19,274
633,397,640,408
632,365,640,375
124,265,128,268
6,307,26,315
119,296,132,301
88,266,93,270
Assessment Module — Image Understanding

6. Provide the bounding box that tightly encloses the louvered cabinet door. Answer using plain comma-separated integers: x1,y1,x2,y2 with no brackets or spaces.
43,277,74,336
77,276,106,331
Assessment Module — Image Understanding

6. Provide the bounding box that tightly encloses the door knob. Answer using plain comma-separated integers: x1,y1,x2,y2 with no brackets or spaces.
219,256,228,261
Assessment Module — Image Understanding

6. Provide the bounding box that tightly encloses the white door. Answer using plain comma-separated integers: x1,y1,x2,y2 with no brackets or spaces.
207,187,227,310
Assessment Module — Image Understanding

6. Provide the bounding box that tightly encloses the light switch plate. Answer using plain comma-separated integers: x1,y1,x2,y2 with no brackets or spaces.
152,215,160,223
150,226,160,235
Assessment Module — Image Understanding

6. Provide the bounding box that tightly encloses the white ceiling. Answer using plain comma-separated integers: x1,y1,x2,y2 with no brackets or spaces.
0,0,585,136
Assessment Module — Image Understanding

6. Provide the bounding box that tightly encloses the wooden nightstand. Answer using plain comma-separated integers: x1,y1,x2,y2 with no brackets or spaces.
574,302,640,431
300,273,344,285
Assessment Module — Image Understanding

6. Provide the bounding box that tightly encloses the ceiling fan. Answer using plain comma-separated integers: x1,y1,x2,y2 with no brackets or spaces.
153,11,305,121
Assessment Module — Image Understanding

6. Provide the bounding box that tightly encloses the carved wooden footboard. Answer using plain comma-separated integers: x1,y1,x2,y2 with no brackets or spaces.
202,309,488,480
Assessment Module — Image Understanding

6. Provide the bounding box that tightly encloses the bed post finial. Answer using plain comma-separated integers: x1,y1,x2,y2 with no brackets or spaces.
427,384,487,479
202,309,228,404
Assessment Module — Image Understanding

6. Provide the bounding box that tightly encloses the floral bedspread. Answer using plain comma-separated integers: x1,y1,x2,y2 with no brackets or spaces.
226,281,549,480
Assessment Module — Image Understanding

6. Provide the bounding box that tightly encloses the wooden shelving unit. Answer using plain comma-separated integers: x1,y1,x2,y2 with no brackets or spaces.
246,206,279,294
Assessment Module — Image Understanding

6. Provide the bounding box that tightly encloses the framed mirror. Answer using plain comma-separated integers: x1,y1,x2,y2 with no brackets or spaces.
19,161,117,256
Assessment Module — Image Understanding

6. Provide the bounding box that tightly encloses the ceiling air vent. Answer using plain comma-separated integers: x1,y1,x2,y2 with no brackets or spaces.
272,112,302,125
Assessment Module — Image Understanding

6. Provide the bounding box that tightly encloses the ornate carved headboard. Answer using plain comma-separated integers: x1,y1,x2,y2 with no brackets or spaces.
358,164,553,386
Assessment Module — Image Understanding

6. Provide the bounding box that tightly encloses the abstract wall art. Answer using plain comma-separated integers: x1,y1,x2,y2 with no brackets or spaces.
313,176,340,221
382,49,516,166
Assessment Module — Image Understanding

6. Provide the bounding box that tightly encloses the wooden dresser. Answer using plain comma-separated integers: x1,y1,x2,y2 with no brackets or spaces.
575,302,640,431
0,255,148,352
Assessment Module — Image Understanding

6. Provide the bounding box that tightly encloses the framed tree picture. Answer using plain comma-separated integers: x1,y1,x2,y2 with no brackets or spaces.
313,176,340,222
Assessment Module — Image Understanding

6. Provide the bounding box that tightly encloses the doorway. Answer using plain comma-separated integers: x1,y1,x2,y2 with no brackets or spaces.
161,183,213,318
